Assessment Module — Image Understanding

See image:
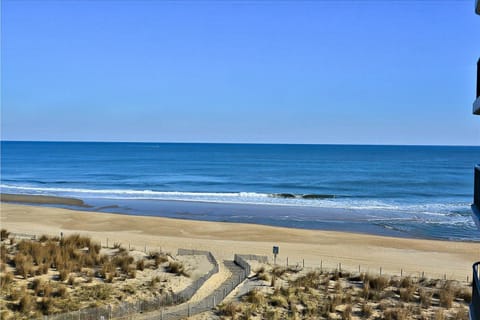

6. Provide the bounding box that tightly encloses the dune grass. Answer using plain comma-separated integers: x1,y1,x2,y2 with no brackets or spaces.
0,230,180,320
218,265,471,320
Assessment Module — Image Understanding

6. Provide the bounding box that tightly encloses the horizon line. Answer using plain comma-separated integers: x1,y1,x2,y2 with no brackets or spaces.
1,139,480,148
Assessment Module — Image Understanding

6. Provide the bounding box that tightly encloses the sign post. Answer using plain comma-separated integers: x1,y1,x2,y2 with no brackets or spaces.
273,246,279,265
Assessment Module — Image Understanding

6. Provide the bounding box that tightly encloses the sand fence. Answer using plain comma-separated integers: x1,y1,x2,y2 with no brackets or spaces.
45,249,219,320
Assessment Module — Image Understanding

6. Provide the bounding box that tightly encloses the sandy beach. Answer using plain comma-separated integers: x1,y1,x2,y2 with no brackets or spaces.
1,197,478,282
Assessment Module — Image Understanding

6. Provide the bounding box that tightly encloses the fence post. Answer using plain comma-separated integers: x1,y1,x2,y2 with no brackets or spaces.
380,267,382,276
303,259,304,268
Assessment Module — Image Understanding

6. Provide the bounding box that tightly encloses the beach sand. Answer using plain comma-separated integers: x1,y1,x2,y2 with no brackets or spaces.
1,201,478,281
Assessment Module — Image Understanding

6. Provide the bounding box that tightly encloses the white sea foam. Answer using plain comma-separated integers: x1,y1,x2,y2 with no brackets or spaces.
0,183,469,216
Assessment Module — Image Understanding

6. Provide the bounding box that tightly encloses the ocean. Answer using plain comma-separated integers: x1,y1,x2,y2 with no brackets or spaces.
1,141,479,241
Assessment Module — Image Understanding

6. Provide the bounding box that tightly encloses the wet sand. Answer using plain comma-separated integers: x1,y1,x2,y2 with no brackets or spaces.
1,196,479,281
1,193,87,206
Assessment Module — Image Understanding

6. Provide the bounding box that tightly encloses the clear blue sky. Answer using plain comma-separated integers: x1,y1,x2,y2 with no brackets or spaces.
2,0,479,145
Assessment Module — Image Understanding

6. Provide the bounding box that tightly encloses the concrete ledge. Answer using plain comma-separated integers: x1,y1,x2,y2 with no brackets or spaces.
472,204,480,230
474,97,480,115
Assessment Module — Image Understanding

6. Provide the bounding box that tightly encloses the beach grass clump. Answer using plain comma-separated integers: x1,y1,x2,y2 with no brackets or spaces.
341,304,352,320
383,307,409,320
291,271,321,288
148,251,169,267
439,288,454,309
272,266,287,278
399,276,414,289
218,301,241,317
365,274,390,291
435,281,456,309
0,271,14,288
62,234,91,249
149,275,161,289
166,261,189,277
1,229,10,241
136,259,145,271
361,302,373,317
18,292,33,314
37,297,53,315
0,244,8,263
57,285,68,299
244,288,266,307
434,309,445,320
457,287,472,303
127,266,137,279
269,294,288,308
452,308,469,320
399,284,417,302
78,284,112,301
112,254,134,273
419,288,432,308
255,266,270,281
14,253,34,279
31,278,43,296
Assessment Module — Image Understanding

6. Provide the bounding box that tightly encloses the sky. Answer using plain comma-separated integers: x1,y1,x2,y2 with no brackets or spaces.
1,0,479,145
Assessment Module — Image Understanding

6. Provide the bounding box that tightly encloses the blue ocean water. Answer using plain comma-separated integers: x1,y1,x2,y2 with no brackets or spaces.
1,141,479,241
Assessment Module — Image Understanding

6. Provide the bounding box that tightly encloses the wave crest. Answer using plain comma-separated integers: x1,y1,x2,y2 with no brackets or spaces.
0,183,468,215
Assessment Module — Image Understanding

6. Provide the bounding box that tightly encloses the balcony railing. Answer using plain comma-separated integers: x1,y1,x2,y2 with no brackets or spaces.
475,59,480,115
472,262,480,320
473,166,480,229
475,165,480,207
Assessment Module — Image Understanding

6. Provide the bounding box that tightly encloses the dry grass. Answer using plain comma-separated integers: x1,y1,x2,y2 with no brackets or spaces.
254,266,270,281
219,301,241,317
1,229,10,242
0,230,197,320
217,266,471,320
384,307,409,320
244,288,266,307
361,302,373,317
149,251,169,267
438,282,455,309
166,261,189,277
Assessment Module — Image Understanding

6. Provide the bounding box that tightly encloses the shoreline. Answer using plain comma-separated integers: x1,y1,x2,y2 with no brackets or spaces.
1,201,479,281
1,193,478,242
1,193,88,207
